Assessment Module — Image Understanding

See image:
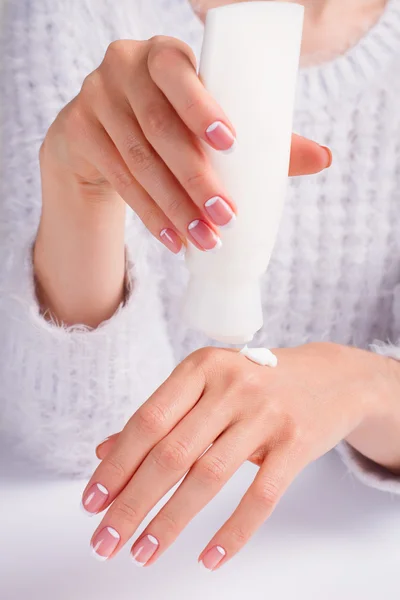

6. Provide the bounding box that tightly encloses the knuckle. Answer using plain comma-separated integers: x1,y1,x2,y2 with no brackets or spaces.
135,403,170,435
273,414,305,449
229,524,250,545
81,69,103,98
66,102,87,137
111,169,135,193
191,346,218,366
106,39,132,61
149,34,172,46
148,42,181,73
139,205,159,232
239,370,265,395
188,347,228,379
183,95,201,115
156,509,179,534
149,36,195,68
105,454,126,479
125,134,154,173
184,168,208,191
251,477,281,511
144,101,173,138
195,455,228,484
165,195,186,217
112,500,139,525
284,419,304,445
152,439,190,472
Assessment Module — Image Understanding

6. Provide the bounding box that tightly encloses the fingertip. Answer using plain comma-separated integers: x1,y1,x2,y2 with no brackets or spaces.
289,134,333,176
320,145,333,169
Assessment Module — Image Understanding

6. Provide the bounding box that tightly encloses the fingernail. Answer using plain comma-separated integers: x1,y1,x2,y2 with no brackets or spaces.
200,545,226,571
160,228,184,255
131,534,159,567
188,220,222,252
204,196,236,228
82,483,109,515
206,121,236,152
91,526,120,561
320,145,333,168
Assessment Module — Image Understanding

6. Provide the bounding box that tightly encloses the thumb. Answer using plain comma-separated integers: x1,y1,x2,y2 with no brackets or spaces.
289,133,332,176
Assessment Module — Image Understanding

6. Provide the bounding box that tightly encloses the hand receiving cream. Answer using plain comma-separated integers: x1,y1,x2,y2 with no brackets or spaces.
182,2,304,344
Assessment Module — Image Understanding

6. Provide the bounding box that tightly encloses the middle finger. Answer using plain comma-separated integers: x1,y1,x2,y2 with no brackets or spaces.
89,391,232,560
129,64,236,227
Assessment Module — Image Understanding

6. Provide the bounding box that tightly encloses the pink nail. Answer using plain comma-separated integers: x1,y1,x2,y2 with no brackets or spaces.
205,121,236,153
200,545,226,571
131,534,160,567
82,483,109,515
320,145,333,168
160,228,184,255
188,220,222,252
204,196,236,228
91,527,120,561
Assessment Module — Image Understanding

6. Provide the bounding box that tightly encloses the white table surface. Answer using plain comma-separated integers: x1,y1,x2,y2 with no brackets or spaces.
1,451,400,600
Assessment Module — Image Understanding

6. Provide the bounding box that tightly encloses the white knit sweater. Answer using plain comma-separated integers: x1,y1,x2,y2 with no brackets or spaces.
1,0,400,492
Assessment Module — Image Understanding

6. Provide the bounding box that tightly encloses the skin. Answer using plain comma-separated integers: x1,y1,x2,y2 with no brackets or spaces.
193,0,388,66
35,34,330,328
33,0,399,568
89,342,400,569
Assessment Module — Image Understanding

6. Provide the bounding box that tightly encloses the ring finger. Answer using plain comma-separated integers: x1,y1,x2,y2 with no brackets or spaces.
128,421,263,567
90,96,221,253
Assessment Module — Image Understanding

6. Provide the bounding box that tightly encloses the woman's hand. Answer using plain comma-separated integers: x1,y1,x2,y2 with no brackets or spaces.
82,342,394,569
35,37,331,327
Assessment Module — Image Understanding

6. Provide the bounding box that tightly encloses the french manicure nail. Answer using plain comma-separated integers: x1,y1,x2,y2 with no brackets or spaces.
200,545,226,571
204,196,236,228
91,526,120,561
205,121,236,152
160,228,184,255
131,534,159,567
320,145,333,168
82,483,109,515
188,220,222,252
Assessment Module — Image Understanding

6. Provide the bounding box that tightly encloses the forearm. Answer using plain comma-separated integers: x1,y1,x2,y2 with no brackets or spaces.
34,145,126,328
345,353,400,475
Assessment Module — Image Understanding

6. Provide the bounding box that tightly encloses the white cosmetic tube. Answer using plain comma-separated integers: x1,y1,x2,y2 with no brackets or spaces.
182,2,304,344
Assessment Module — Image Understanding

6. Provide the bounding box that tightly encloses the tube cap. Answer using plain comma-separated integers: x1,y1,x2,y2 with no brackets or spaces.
182,276,263,344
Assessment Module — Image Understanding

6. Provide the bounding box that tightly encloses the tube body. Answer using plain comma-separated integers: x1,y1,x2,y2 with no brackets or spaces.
183,2,304,344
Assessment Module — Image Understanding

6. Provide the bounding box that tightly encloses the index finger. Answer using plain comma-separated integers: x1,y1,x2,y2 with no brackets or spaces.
148,41,332,174
148,40,237,152
81,355,206,516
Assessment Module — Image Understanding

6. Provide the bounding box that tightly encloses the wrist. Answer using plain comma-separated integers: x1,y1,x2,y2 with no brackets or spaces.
35,151,127,327
345,351,400,474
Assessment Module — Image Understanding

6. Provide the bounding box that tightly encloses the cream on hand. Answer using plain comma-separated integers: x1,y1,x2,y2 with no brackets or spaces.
240,345,278,368
182,2,304,344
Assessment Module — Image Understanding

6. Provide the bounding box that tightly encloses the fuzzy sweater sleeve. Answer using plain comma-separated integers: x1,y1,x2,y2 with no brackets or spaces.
0,0,175,478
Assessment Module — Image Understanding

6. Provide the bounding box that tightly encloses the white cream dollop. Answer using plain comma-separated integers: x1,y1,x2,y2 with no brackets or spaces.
240,345,278,368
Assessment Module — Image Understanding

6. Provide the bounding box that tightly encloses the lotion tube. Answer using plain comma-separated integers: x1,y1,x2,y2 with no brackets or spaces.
183,2,304,344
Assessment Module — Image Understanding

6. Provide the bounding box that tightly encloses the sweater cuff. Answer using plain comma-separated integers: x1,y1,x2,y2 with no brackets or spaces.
17,218,156,335
0,223,174,477
335,441,400,495
334,339,400,495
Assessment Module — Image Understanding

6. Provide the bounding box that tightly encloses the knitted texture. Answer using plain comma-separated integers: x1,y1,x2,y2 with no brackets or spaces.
1,0,400,491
